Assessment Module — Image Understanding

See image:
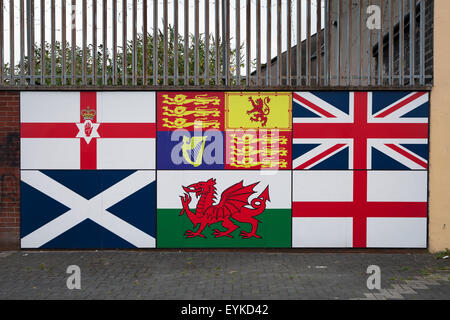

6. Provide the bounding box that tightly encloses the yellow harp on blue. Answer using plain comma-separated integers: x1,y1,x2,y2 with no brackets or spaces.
181,135,208,167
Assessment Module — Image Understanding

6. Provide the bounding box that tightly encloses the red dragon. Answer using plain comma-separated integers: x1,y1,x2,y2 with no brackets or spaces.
179,178,270,239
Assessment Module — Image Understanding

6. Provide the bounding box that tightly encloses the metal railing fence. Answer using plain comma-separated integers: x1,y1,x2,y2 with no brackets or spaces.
0,0,433,89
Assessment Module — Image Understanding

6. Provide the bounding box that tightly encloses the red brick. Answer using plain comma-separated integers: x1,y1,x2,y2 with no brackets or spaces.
0,91,20,249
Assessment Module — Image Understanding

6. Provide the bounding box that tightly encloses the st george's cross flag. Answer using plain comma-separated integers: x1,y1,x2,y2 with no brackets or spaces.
292,170,428,248
20,92,156,169
292,91,429,170
20,170,156,249
291,91,428,248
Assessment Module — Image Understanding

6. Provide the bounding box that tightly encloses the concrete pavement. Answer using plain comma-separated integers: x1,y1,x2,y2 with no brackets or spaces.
0,250,448,300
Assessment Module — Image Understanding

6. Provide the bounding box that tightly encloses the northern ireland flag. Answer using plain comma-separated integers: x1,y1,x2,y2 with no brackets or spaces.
20,92,156,169
292,170,427,248
20,170,156,248
292,91,429,170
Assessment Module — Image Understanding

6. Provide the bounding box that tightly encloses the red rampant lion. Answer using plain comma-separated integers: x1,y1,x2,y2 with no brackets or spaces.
179,178,270,239
247,96,270,127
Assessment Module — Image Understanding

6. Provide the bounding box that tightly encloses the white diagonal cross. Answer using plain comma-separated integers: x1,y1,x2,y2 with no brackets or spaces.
21,170,155,248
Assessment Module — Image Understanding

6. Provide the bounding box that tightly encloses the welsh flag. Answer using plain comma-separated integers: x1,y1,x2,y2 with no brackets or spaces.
20,91,156,169
157,170,291,248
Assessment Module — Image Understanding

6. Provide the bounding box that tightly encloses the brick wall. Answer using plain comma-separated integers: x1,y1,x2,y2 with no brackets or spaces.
0,92,20,250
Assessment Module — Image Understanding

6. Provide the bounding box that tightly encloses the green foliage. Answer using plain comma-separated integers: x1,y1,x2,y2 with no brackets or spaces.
434,248,450,260
4,25,245,86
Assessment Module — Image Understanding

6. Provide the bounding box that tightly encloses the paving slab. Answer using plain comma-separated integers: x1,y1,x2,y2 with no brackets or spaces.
0,250,448,300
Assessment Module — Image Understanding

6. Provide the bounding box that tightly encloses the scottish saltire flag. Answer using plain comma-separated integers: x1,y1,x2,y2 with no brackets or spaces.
21,92,156,169
292,91,429,170
292,170,427,248
157,91,225,169
20,170,156,249
157,170,291,248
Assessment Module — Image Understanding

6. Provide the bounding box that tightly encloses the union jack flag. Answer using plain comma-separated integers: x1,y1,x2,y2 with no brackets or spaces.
292,91,429,170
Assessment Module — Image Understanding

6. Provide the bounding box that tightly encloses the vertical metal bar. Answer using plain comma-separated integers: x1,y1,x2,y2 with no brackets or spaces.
92,0,97,85
234,0,239,85
419,0,424,85
10,0,14,84
358,0,362,86
297,0,301,86
226,0,230,86
173,0,178,85
256,0,261,86
338,0,343,85
379,0,383,85
183,0,188,85
21,0,26,85
103,0,107,84
194,0,199,85
246,0,251,85
287,0,291,86
306,0,310,86
215,0,219,85
222,0,226,84
267,0,271,86
143,0,148,85
133,0,138,85
50,0,55,85
122,0,127,85
367,0,371,86
317,0,321,86
113,0,117,85
325,0,329,86
205,0,209,85
61,0,65,85
346,0,351,86
0,0,5,85
163,0,168,85
399,0,404,86
0,0,3,85
410,0,415,85
82,0,87,85
72,0,76,85
222,0,229,85
40,0,44,84
277,0,281,86
389,0,393,85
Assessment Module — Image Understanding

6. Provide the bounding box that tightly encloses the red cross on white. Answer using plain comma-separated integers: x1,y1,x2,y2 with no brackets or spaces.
292,92,428,248
21,92,156,170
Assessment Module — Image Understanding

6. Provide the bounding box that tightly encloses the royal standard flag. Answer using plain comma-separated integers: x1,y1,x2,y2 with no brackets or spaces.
225,92,292,130
157,170,291,248
157,91,225,169
225,92,292,170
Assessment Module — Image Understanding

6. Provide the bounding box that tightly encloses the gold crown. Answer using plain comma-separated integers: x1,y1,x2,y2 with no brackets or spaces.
81,107,96,121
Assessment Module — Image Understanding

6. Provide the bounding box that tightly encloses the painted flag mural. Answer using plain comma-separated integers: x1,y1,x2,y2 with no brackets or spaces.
292,91,429,170
21,91,156,169
20,170,156,249
292,170,427,248
292,91,429,248
18,90,429,249
157,91,226,169
157,171,291,248
20,91,157,249
225,92,292,170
